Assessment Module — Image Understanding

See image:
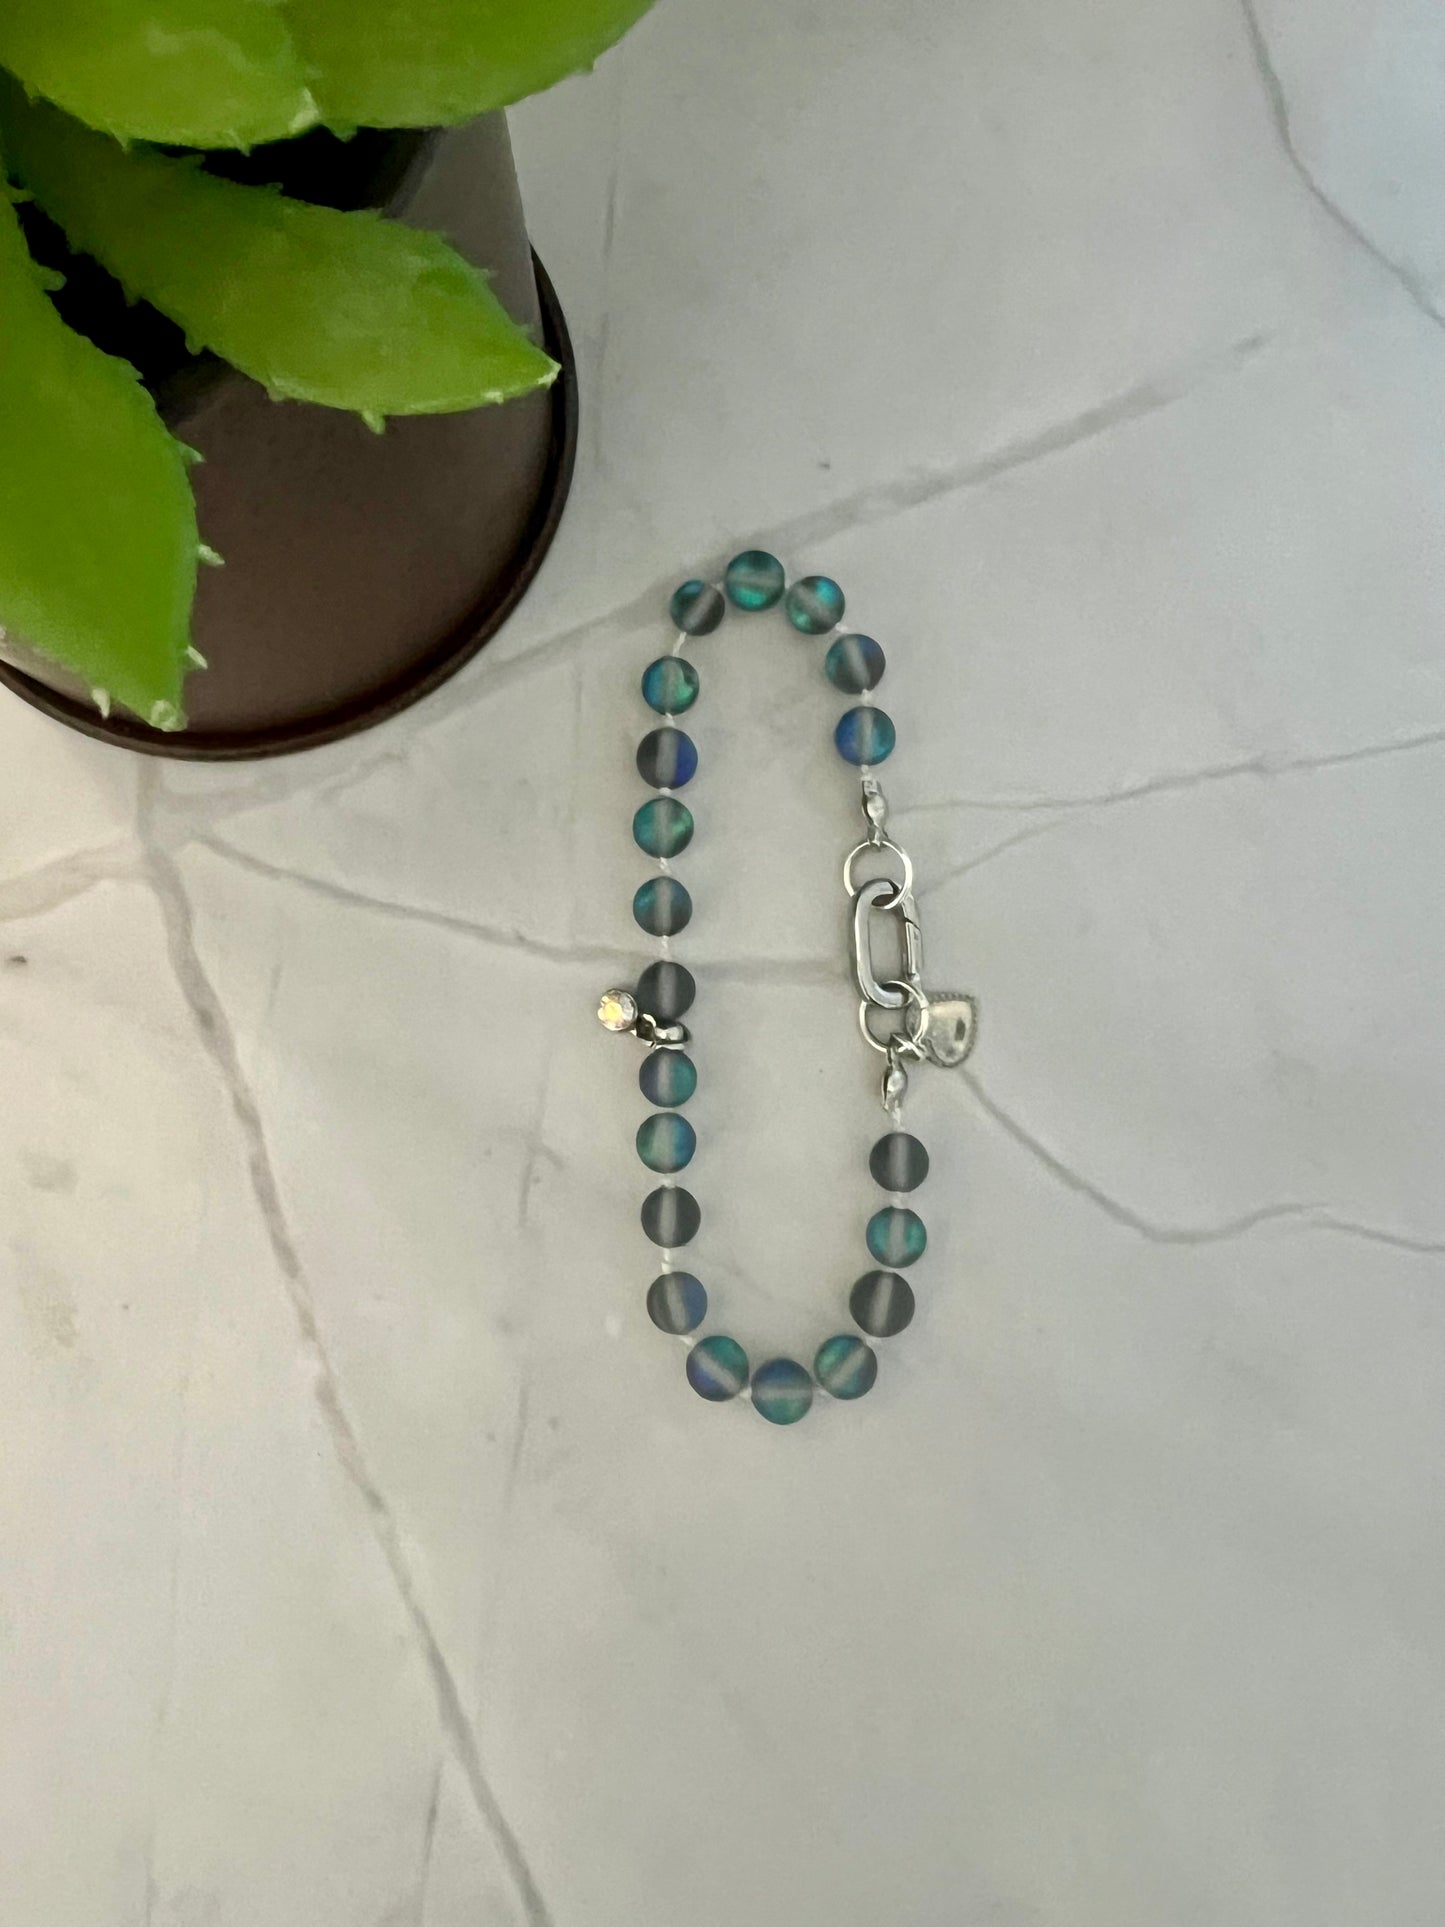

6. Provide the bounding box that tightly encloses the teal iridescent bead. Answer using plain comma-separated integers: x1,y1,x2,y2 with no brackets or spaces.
785,574,846,635
751,1357,814,1425
637,1111,696,1174
633,875,692,937
724,550,786,612
641,656,700,715
834,705,896,766
642,1185,701,1247
637,726,697,788
647,1271,707,1335
637,960,695,1020
640,1050,696,1107
869,1131,929,1192
815,1333,878,1400
825,632,885,694
669,579,725,636
850,1270,915,1337
866,1205,926,1267
633,796,693,859
687,1334,749,1402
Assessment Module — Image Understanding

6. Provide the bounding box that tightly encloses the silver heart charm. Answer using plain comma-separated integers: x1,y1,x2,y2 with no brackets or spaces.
921,993,978,1068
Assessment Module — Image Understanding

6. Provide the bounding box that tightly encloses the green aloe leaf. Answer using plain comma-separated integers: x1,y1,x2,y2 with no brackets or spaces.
287,0,655,129
0,187,198,725
0,4,317,149
0,86,559,418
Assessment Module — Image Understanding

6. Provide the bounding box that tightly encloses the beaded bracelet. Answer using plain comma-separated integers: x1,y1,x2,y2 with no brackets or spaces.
598,550,978,1423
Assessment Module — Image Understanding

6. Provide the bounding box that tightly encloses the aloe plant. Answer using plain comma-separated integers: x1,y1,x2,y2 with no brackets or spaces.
0,0,653,728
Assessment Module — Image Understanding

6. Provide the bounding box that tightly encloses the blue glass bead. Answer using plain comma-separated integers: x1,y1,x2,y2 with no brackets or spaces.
850,1270,915,1337
637,960,695,1020
633,796,693,859
637,1112,696,1174
669,579,725,636
825,632,885,694
633,876,692,937
785,574,845,635
687,1334,749,1402
724,550,786,612
834,705,896,767
869,1131,929,1192
637,727,698,789
640,1050,696,1107
815,1333,878,1400
642,656,700,715
648,1271,707,1335
866,1205,926,1267
642,1185,700,1247
751,1357,815,1425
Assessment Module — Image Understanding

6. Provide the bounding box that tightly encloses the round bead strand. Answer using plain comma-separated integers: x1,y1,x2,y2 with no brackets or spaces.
617,561,954,1421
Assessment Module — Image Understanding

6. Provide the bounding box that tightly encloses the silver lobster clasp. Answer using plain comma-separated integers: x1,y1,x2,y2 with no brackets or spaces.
845,782,978,1077
851,876,923,1011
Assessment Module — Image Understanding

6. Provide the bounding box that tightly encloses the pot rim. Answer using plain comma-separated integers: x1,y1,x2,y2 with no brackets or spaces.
0,250,579,761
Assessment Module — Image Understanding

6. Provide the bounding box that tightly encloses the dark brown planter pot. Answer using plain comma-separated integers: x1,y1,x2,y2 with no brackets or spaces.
0,116,578,760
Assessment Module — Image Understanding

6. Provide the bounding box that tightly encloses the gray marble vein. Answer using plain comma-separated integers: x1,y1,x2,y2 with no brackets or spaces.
140,784,553,1927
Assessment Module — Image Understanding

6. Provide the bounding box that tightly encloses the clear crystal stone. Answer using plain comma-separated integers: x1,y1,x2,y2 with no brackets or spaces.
597,989,638,1033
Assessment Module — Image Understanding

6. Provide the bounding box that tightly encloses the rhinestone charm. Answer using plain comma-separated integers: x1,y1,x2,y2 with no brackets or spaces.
598,989,638,1033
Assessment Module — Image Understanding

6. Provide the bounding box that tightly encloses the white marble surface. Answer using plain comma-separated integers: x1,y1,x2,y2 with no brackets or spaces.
5,2,1445,1922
